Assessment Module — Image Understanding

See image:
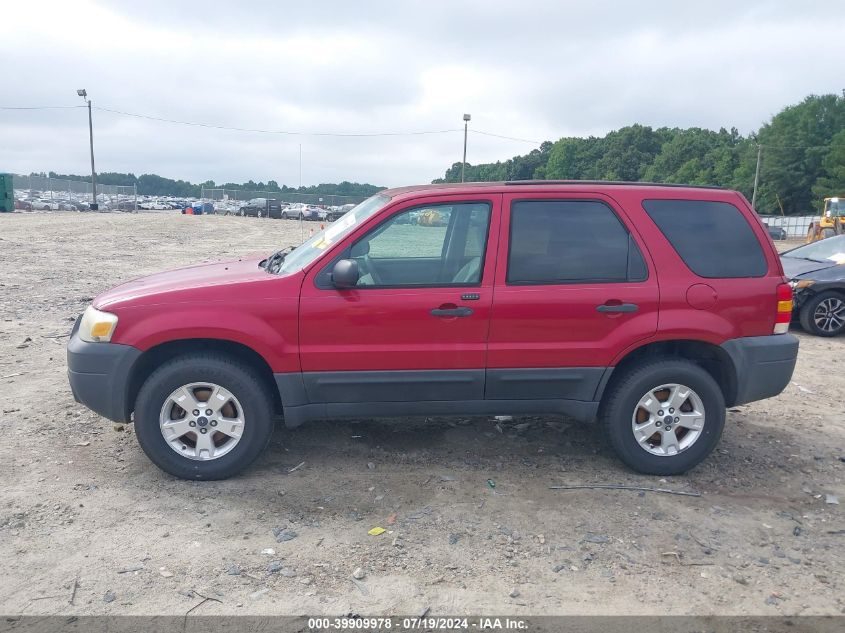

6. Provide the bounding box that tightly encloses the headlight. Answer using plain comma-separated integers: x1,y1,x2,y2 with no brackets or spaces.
78,305,119,342
789,279,815,290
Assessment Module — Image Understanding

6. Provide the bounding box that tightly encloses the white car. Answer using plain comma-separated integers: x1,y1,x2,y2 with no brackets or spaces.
32,199,60,210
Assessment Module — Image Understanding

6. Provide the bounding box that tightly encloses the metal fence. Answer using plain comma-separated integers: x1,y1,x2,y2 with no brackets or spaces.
11,174,137,211
757,214,819,240
201,187,367,215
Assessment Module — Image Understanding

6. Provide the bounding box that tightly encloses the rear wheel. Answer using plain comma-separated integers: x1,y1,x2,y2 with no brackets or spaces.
600,358,725,475
134,354,274,480
799,291,845,337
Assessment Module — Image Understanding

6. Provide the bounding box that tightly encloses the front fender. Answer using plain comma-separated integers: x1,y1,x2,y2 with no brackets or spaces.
110,300,299,372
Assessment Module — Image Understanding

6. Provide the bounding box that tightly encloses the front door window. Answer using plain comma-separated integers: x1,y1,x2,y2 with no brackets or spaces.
350,202,491,287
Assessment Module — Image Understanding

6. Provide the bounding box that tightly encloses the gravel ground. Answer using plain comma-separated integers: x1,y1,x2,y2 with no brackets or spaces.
0,211,843,616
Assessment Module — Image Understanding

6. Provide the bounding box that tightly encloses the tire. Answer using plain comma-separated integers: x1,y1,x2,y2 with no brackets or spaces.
799,291,845,337
600,358,725,475
281,212,289,220
134,353,275,480
821,228,836,240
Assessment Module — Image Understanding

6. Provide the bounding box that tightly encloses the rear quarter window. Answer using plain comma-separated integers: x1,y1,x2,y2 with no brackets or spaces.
642,199,767,278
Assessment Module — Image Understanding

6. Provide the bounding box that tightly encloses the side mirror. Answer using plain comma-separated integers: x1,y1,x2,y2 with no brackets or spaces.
331,259,359,288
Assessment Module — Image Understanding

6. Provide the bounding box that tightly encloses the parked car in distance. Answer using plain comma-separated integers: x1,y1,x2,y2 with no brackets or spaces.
68,181,798,480
281,202,308,220
266,199,285,219
14,199,33,211
331,203,356,221
140,200,173,211
215,201,240,215
763,222,787,241
239,198,269,217
780,234,845,336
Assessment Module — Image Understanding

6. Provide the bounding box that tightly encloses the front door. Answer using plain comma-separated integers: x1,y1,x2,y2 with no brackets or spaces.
486,193,659,401
299,196,500,404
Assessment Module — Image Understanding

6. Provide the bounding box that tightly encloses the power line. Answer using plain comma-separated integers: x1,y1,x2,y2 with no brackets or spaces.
6,104,841,150
759,143,845,150
471,129,543,144
0,105,86,110
3,104,541,143
93,106,461,138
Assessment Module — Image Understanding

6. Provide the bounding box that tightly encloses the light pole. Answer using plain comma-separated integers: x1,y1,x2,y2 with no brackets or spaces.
77,89,98,210
751,143,762,211
461,113,471,182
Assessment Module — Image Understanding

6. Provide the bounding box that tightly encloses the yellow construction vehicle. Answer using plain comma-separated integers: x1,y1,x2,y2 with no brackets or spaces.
807,197,845,242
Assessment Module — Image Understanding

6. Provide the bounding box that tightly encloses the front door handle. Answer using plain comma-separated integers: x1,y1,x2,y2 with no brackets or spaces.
430,306,474,318
596,303,638,313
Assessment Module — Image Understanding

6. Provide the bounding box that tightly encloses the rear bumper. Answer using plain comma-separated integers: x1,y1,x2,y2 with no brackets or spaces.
720,334,799,406
67,320,141,423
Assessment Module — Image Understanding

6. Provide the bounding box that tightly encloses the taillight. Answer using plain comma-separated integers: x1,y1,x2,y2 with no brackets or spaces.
774,283,793,334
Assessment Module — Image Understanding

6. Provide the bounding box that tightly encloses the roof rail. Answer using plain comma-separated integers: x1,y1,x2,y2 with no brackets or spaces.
503,180,727,190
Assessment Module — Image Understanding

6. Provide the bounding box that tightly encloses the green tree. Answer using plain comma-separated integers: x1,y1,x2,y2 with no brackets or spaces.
812,128,845,199
754,94,845,213
435,92,845,215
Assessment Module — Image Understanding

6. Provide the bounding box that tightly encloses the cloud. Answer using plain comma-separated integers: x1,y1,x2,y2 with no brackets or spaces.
2,0,843,187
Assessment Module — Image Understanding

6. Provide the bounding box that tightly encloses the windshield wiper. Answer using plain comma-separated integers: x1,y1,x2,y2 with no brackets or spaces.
262,245,296,273
787,256,828,263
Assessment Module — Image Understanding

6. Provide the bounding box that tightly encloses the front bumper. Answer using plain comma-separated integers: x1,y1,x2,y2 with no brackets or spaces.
720,334,799,406
67,319,141,423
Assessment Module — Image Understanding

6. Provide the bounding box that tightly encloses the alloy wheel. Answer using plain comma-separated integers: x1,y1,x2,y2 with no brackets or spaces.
159,382,245,460
631,383,705,456
813,297,845,333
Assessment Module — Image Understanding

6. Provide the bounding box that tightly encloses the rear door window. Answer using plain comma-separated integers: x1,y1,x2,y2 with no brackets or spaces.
506,199,647,284
642,199,767,278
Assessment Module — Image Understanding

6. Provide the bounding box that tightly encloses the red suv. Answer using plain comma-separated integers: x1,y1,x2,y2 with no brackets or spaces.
67,182,799,480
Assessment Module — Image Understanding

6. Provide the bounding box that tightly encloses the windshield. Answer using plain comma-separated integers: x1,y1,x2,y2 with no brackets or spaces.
783,234,845,264
276,194,391,274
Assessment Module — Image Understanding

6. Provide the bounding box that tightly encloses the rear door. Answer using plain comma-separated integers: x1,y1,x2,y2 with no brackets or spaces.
486,192,659,401
298,195,501,404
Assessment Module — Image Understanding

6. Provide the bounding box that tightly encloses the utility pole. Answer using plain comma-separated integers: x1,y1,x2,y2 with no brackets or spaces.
751,143,762,211
461,113,471,182
77,89,98,209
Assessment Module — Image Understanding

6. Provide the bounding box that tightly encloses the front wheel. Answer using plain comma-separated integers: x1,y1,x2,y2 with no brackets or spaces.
281,212,289,220
600,358,725,475
799,291,845,336
134,354,275,479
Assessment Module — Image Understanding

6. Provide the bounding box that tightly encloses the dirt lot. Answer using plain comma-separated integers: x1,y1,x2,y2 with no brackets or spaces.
0,211,843,617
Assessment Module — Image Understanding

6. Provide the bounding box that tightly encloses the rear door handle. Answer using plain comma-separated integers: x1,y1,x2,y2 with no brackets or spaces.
430,306,474,318
596,303,638,313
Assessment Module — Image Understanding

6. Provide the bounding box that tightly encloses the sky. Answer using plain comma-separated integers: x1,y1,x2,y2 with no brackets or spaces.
2,0,844,188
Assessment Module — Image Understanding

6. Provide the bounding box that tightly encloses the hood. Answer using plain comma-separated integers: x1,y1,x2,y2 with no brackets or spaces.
780,256,837,279
94,256,271,309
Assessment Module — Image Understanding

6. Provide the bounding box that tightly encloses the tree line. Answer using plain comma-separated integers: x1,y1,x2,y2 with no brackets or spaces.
435,93,845,215
36,171,385,200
